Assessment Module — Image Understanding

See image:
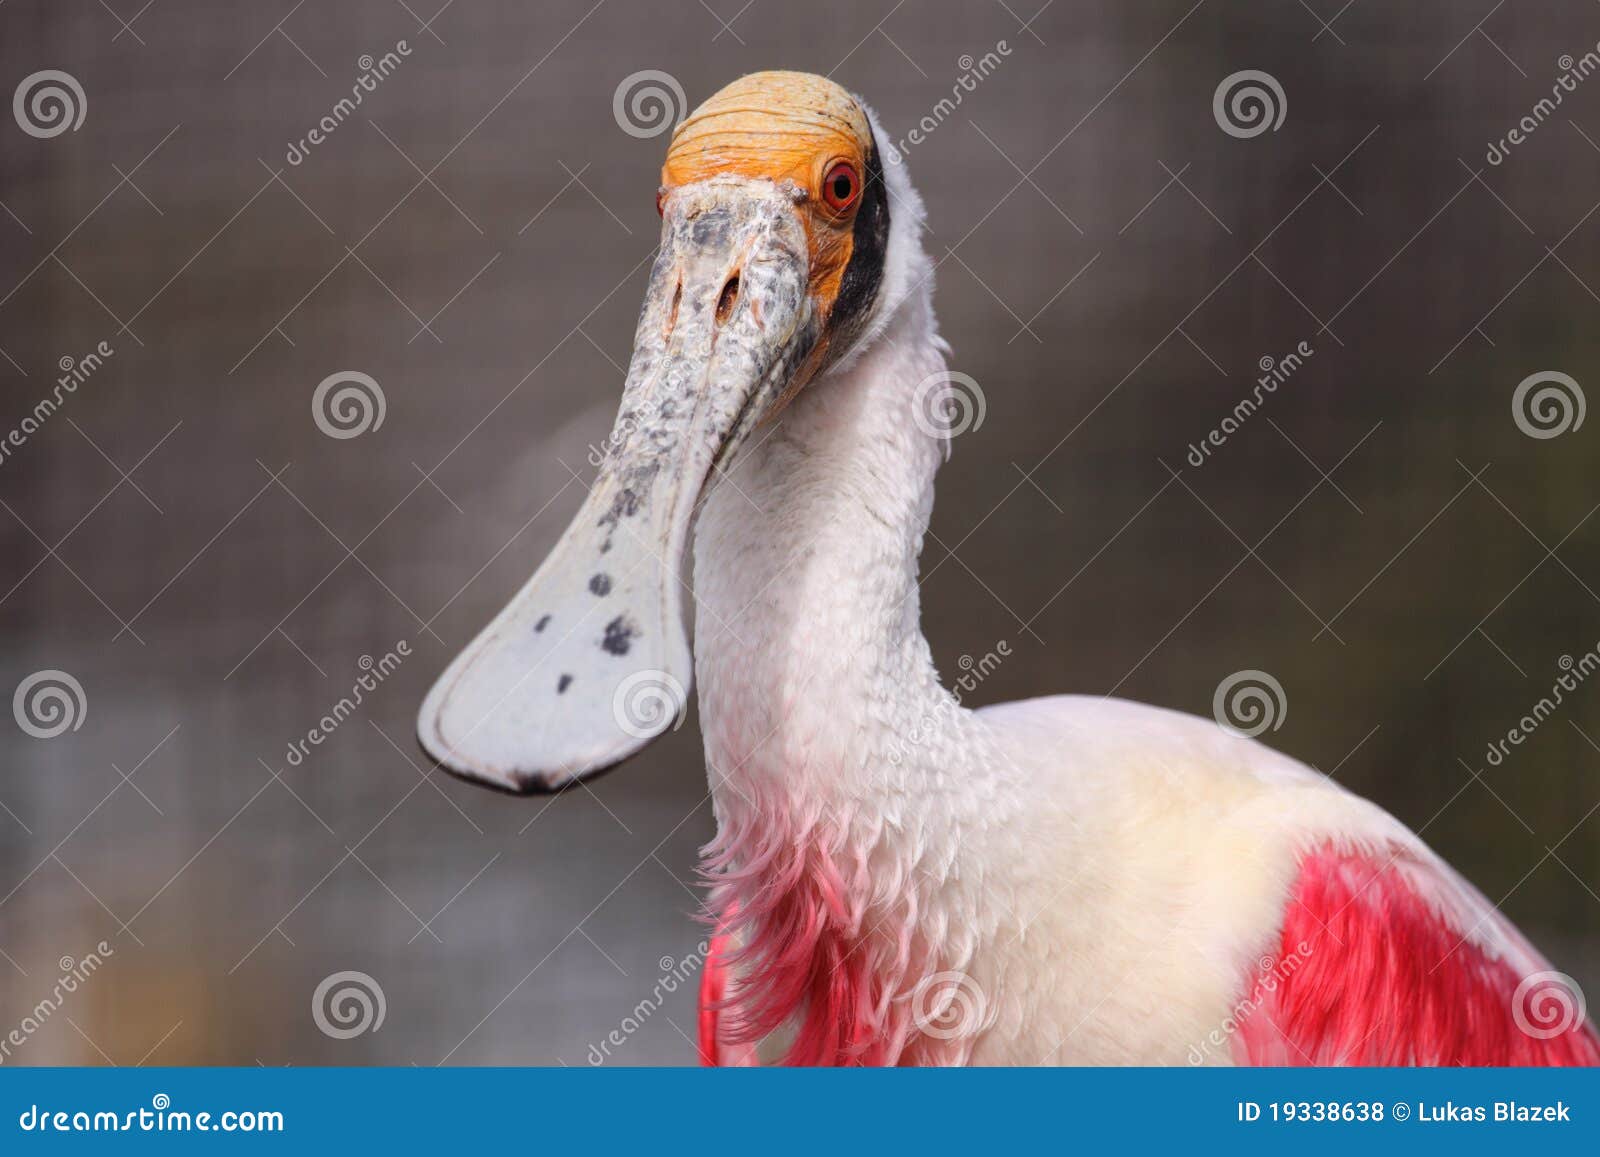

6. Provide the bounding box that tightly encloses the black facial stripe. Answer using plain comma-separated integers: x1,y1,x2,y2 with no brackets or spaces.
828,127,890,349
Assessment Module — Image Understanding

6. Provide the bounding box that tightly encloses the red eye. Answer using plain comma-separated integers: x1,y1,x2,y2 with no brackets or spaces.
655,188,667,217
822,161,859,213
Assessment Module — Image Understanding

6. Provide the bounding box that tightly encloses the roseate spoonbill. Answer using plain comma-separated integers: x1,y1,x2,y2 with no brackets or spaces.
417,71,1600,1066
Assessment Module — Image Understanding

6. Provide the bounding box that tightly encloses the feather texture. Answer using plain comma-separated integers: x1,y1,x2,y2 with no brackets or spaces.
690,113,1597,1067
1236,844,1600,1065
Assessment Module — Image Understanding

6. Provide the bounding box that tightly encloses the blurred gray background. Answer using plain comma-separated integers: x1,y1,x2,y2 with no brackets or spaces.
1,0,1598,1065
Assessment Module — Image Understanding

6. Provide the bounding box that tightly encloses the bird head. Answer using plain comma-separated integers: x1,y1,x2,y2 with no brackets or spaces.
418,71,901,792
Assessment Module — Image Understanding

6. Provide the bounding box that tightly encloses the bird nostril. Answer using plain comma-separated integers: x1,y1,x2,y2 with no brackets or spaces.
715,274,740,326
665,277,682,337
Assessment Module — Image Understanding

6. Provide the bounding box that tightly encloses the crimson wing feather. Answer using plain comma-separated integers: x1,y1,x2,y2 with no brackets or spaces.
1235,844,1599,1066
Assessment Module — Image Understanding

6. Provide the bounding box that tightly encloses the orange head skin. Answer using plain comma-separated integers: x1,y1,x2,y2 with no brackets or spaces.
660,71,881,398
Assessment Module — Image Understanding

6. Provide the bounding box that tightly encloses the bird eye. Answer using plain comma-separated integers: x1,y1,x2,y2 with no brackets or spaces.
822,161,859,213
655,189,667,217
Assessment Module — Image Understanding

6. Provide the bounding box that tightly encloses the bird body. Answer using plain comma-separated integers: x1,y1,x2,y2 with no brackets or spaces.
689,208,1598,1064
418,71,1600,1067
701,691,1600,1065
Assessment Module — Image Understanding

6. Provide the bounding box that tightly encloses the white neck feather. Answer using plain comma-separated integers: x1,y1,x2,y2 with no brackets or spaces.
693,266,964,799
688,155,1029,1064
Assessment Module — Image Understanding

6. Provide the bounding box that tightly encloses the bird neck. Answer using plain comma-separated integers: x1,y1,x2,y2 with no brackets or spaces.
691,269,999,1064
693,272,959,807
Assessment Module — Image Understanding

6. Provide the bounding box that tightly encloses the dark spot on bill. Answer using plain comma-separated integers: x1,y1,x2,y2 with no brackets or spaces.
601,615,638,656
